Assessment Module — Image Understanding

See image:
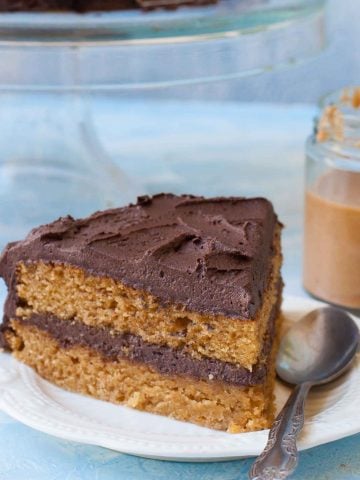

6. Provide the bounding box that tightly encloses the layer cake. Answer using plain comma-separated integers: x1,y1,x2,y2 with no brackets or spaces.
0,194,283,432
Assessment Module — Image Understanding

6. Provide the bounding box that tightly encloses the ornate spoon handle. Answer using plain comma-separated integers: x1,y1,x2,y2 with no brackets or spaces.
249,382,312,480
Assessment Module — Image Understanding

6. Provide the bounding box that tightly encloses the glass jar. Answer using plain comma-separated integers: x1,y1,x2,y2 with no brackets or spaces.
303,87,360,309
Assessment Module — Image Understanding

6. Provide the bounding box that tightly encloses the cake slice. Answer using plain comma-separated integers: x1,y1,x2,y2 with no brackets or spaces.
0,194,283,433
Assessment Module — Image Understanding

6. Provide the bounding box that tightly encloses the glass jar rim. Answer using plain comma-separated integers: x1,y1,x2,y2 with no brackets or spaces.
318,87,360,128
318,86,360,108
306,135,360,173
311,86,360,173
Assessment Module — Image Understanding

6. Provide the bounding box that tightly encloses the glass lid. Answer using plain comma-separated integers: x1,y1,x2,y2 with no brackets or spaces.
0,0,326,89
0,0,325,43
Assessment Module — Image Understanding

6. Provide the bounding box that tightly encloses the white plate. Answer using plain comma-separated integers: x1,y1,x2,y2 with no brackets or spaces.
0,295,359,462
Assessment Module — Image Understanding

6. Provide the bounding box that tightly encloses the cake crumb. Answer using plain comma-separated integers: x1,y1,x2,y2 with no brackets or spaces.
127,391,142,408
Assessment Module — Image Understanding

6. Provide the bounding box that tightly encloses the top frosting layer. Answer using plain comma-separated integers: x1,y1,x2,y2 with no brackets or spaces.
0,194,279,319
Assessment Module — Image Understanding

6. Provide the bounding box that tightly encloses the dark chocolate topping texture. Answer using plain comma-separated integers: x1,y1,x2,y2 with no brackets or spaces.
13,290,280,386
0,194,278,319
0,0,216,11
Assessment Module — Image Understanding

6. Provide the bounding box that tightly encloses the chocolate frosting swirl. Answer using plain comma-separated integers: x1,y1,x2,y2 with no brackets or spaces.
0,194,278,319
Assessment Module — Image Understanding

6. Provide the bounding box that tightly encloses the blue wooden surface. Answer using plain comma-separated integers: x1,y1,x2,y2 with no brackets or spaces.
1,102,360,479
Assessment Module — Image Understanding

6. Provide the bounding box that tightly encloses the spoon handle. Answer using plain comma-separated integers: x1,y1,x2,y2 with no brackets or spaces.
249,382,311,480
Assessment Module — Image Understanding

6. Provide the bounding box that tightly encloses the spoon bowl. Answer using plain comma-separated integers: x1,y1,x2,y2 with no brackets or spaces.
250,306,359,480
276,307,360,386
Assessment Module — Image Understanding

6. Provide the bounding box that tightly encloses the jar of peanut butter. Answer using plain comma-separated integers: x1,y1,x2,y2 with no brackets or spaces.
303,87,360,309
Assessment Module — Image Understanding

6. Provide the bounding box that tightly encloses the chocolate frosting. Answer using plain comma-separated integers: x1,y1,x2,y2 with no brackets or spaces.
0,194,278,319
0,0,214,11
10,290,279,386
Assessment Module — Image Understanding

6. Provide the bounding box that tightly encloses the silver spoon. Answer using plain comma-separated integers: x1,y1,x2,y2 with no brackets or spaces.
249,307,359,480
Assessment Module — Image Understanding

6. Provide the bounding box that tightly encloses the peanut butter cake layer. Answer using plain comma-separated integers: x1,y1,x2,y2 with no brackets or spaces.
0,194,283,432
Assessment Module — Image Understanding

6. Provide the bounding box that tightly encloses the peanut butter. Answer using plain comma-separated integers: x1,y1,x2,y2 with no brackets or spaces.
304,170,360,308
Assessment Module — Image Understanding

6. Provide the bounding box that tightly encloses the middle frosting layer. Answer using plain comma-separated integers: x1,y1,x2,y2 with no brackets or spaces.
13,294,280,387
